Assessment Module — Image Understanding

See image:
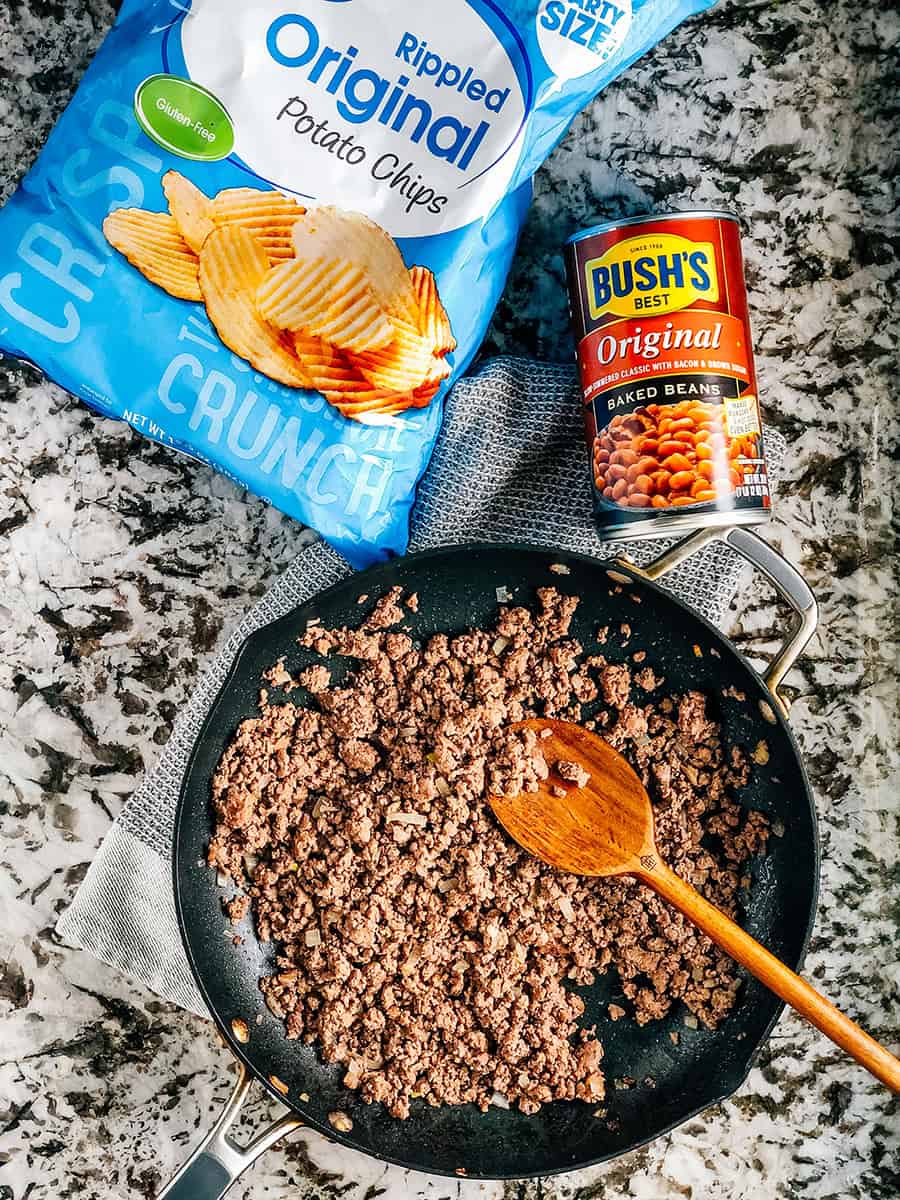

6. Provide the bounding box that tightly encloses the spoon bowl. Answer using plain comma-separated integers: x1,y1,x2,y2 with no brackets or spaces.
489,718,654,876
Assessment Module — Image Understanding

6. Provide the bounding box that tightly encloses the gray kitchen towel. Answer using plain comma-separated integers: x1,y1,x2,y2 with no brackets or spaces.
57,356,786,1015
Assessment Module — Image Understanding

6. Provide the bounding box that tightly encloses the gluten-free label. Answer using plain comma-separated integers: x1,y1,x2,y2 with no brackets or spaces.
134,74,234,161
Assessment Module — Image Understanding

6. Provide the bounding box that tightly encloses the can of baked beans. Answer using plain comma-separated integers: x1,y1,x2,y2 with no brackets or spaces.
565,211,772,539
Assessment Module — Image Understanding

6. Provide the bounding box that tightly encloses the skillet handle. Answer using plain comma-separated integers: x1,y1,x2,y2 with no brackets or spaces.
157,1064,302,1200
619,525,818,715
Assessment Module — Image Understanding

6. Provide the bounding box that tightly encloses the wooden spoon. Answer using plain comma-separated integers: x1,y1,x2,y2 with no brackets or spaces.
489,718,900,1092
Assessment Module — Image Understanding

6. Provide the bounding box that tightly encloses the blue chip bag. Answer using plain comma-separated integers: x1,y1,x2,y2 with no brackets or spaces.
0,0,714,567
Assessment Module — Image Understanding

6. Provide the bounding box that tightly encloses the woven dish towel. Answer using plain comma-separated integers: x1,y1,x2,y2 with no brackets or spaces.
57,356,786,1015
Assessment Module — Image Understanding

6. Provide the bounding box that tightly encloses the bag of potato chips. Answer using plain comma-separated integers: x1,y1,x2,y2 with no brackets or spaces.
0,0,714,566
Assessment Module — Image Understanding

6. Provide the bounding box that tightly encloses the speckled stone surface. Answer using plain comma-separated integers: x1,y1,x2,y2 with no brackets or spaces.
1,1,898,1198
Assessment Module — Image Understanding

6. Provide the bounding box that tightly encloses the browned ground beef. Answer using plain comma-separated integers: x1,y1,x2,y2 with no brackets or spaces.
209,586,768,1118
556,759,591,787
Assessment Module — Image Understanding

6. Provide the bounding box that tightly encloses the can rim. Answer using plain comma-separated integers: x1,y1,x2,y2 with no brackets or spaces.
590,507,770,539
566,210,740,245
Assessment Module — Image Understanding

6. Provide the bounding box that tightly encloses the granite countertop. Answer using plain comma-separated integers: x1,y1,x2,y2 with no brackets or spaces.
1,1,898,1198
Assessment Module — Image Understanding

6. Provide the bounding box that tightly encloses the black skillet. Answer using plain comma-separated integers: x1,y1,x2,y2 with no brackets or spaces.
161,525,819,1197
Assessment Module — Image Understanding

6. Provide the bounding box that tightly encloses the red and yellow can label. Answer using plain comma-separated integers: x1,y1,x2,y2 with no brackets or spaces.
566,212,772,531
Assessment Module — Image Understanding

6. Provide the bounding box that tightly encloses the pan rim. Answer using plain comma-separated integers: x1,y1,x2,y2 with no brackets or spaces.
173,539,820,1180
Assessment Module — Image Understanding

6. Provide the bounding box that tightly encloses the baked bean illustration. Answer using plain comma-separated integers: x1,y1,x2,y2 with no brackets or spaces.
591,399,755,511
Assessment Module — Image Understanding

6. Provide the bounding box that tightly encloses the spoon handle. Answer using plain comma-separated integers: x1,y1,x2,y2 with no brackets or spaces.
638,859,900,1091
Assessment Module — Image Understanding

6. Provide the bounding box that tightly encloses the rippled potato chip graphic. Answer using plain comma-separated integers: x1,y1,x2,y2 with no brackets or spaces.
211,187,306,262
291,206,419,325
161,171,215,254
103,172,455,422
103,208,202,301
257,256,395,354
199,227,309,389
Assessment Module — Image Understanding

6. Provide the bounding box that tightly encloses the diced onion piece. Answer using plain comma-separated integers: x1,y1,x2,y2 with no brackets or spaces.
435,777,451,797
752,739,770,765
400,950,421,976
558,896,575,922
495,586,511,602
385,811,428,826
490,1091,510,1109
305,928,322,947
492,636,509,655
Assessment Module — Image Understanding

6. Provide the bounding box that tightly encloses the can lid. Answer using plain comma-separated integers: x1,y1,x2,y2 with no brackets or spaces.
565,210,740,245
